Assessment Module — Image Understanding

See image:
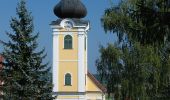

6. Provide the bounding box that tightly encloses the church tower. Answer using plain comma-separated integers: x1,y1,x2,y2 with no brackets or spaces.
51,0,89,99
51,0,106,100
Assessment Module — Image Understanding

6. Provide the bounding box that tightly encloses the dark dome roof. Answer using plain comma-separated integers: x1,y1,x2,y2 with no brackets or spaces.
54,0,87,18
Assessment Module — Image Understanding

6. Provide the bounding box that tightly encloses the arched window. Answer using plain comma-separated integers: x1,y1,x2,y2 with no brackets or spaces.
64,35,72,49
65,73,71,86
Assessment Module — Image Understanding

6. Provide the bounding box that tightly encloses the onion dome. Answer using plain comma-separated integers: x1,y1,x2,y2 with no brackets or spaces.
54,0,87,18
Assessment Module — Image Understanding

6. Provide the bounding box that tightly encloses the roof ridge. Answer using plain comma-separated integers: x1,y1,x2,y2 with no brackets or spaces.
87,71,107,93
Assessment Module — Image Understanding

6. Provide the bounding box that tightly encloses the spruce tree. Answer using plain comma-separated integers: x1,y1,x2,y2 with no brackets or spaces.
0,0,52,99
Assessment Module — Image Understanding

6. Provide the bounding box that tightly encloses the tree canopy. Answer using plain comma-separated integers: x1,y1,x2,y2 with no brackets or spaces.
102,0,170,45
0,0,52,99
97,0,170,100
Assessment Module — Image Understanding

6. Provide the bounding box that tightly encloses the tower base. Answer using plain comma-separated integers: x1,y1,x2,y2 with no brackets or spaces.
53,92,86,100
53,92,105,100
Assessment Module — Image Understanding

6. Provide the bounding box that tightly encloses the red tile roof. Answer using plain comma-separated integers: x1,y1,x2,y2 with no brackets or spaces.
87,72,107,93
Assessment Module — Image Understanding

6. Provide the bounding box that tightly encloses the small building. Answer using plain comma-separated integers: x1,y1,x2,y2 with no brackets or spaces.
51,0,106,100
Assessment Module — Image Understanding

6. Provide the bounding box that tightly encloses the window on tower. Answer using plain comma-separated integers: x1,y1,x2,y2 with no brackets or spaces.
64,35,72,49
65,73,71,86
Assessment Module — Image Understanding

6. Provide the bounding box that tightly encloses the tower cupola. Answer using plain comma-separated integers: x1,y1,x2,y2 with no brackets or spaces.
53,0,87,18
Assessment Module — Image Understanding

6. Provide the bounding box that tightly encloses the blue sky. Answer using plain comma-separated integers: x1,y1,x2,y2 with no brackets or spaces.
0,0,119,73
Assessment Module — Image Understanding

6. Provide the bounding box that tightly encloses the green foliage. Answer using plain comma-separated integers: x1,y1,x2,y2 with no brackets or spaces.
121,43,161,99
97,0,170,100
96,42,162,99
0,0,52,99
102,0,170,45
96,43,122,98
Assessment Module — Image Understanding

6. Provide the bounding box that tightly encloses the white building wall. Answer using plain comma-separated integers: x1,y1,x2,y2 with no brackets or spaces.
52,30,59,92
78,29,86,92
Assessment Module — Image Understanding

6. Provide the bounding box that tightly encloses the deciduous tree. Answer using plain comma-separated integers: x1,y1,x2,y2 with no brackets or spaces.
97,0,170,99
